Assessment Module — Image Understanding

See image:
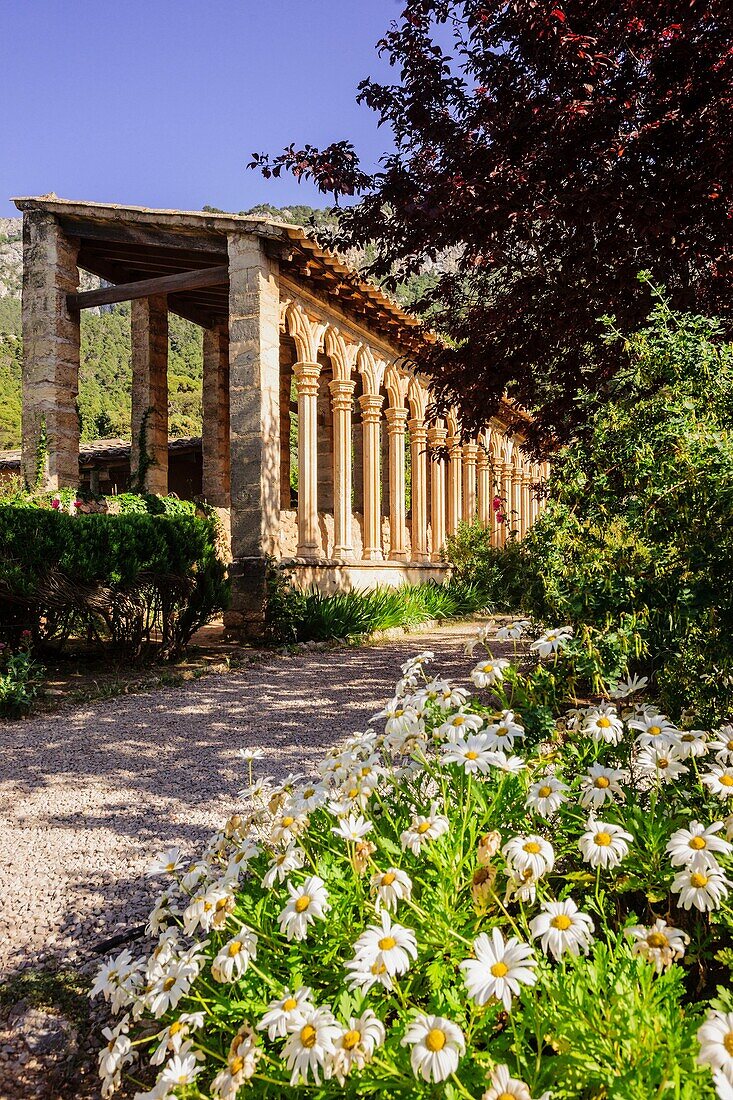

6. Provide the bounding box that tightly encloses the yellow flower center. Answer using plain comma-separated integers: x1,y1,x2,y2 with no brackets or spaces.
721,774,733,787
597,717,611,729
281,816,295,828
169,1021,183,1036
453,716,466,725
216,897,230,912
425,1028,446,1052
681,734,695,743
378,936,396,951
342,1029,361,1051
417,821,432,834
382,872,396,886
649,725,661,736
594,831,612,846
498,1094,517,1100
371,961,387,976
689,836,707,850
348,788,359,798
228,941,242,957
490,961,509,978
724,1031,733,1057
658,758,669,768
466,751,479,760
647,931,668,949
538,785,553,798
690,872,708,888
497,726,508,736
594,776,610,789
230,1055,244,1075
283,998,298,1012
727,739,733,751
304,788,315,799
523,841,541,854
163,977,176,991
165,862,177,873
295,895,311,913
300,1024,317,1049
551,914,572,930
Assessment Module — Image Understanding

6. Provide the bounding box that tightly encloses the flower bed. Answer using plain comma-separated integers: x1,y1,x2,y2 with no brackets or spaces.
93,623,733,1098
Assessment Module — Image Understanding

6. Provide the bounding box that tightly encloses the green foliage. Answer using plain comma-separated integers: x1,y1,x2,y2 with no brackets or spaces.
266,571,487,643
0,501,229,661
520,282,733,722
0,644,44,718
445,521,529,611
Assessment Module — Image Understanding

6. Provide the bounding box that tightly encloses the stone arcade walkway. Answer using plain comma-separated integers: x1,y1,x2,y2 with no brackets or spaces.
0,623,487,981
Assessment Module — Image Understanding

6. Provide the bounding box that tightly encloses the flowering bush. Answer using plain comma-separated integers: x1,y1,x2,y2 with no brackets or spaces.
0,631,43,717
93,622,733,1099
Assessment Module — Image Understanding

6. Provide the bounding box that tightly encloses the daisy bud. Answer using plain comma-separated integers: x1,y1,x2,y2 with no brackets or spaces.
471,865,497,907
353,839,377,874
477,831,501,866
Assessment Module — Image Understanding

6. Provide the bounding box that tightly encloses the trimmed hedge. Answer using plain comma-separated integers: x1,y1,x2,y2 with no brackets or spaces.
0,505,229,660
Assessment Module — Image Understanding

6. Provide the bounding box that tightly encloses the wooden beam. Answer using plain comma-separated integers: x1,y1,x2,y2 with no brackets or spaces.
68,265,229,310
58,215,226,255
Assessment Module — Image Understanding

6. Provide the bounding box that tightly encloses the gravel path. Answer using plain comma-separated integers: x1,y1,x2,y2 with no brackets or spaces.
0,623,485,980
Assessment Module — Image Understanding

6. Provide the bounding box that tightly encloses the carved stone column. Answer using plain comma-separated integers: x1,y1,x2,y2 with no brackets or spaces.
294,361,321,557
202,324,230,508
21,212,81,491
131,294,169,494
462,442,479,522
447,432,463,536
330,378,355,559
511,465,523,538
497,462,510,547
428,424,448,561
386,406,408,560
477,444,491,528
358,393,384,560
409,417,429,562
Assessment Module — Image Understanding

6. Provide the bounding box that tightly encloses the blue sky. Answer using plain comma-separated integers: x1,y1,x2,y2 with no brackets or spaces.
0,0,403,218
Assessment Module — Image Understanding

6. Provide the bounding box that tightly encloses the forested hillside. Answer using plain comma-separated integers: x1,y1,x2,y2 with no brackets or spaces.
0,204,432,450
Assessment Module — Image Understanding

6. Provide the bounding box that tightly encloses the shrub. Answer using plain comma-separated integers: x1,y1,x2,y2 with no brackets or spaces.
0,504,229,660
445,521,530,611
0,640,44,718
92,621,731,1099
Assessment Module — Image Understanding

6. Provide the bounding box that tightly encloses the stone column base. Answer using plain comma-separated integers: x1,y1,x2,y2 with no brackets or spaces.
223,557,270,642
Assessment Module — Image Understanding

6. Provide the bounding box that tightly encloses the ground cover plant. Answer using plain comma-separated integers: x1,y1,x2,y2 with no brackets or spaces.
92,620,733,1098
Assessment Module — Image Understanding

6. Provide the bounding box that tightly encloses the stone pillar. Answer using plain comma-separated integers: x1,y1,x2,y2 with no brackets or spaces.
225,234,281,638
447,432,463,536
294,362,321,557
21,212,81,490
462,442,479,522
510,465,523,538
131,294,169,494
279,354,293,509
386,406,408,560
202,324,230,509
359,394,384,560
330,378,355,559
316,373,334,513
521,472,531,538
477,444,491,528
428,424,447,561
497,462,510,547
409,418,429,562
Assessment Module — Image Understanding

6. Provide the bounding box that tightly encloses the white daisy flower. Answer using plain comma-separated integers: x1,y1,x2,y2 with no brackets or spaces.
710,725,733,764
90,949,144,1013
697,1010,733,1084
486,750,527,773
702,765,733,799
671,865,730,911
582,702,624,745
292,783,328,813
150,1012,205,1065
609,672,649,699
146,847,186,878
675,729,709,759
713,1068,733,1100
238,747,265,762
460,928,537,1011
666,820,732,870
146,959,199,1018
401,1014,465,1083
400,802,450,855
182,883,235,935
464,625,493,656
628,711,678,745
344,954,394,993
482,1063,535,1100
332,813,374,843
625,918,689,972
503,834,555,878
529,897,595,960
635,740,689,783
370,867,413,913
158,1051,202,1088
471,657,510,688
496,619,531,641
330,1011,385,1084
98,1016,133,1098
257,988,313,1041
435,683,470,710
526,775,569,817
278,875,330,941
530,626,573,658
578,819,633,869
282,1006,340,1086
578,764,626,810
349,911,417,977
484,710,526,751
261,845,305,889
210,1024,261,1097
442,733,494,774
211,928,258,983
436,710,485,740
223,839,261,883
270,810,309,846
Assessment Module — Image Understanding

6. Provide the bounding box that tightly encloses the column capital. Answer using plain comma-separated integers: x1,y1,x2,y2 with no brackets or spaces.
329,377,356,411
427,425,448,447
358,393,384,423
293,360,321,395
385,406,409,433
463,442,480,463
408,417,427,441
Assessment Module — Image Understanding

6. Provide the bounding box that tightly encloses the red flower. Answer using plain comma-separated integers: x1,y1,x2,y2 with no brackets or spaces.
51,498,60,510
492,496,503,511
